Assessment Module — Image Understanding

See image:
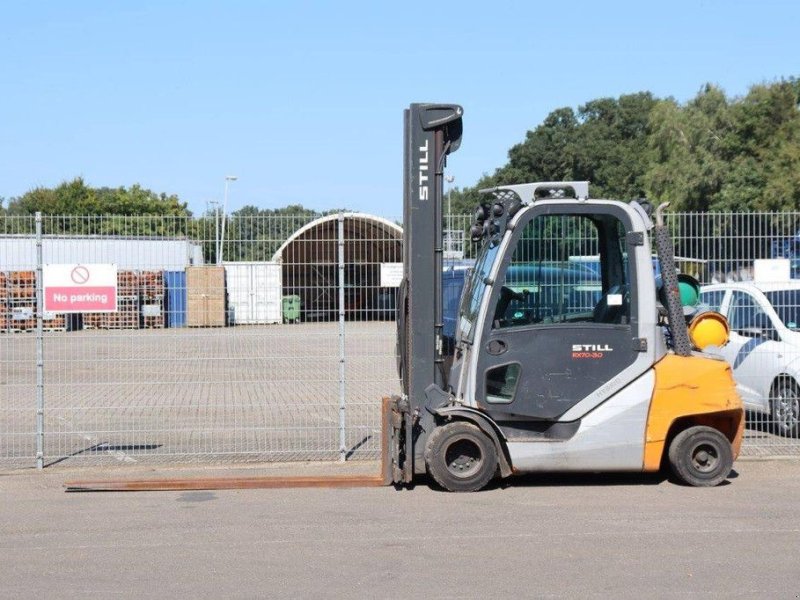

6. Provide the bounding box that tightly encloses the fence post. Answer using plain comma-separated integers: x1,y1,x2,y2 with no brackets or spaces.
35,212,44,470
337,212,347,462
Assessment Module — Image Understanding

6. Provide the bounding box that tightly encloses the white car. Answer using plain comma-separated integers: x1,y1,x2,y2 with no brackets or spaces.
700,281,800,437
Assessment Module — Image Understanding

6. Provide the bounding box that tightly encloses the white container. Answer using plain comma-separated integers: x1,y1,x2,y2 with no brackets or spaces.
0,236,205,271
754,258,791,283
224,262,282,325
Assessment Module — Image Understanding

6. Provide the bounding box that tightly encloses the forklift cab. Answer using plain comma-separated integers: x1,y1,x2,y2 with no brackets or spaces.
454,185,660,425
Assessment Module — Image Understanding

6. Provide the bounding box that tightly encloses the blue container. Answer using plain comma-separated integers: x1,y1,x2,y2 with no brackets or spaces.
164,270,187,328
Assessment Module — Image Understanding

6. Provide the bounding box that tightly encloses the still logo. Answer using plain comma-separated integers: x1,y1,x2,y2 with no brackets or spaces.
418,139,429,201
572,343,613,359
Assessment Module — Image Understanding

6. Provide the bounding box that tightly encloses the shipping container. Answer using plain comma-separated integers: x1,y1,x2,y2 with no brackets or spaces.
164,271,187,328
223,262,282,325
0,236,204,271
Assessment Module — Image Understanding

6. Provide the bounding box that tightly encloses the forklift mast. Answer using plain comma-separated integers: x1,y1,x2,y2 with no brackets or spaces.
399,104,463,405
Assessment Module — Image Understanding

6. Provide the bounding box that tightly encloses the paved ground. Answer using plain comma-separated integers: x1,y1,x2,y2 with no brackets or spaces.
1,322,799,468
2,459,800,599
0,322,400,467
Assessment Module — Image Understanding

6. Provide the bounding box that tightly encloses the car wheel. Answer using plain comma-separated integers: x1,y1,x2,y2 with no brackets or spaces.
424,421,497,492
667,425,733,487
770,379,800,438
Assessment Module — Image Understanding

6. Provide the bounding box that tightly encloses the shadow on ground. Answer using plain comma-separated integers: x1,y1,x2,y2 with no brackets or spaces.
414,468,740,492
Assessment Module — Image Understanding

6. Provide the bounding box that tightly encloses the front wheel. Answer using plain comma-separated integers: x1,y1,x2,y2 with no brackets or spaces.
424,421,497,492
668,426,733,487
770,379,800,438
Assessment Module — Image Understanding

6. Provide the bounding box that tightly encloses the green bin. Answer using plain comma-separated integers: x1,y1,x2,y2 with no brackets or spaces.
282,295,301,323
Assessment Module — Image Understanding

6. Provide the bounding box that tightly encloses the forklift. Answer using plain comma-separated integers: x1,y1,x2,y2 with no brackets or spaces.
64,103,744,494
385,103,744,492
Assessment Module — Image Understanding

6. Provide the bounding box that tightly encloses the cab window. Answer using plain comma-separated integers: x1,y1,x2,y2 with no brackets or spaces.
492,213,629,328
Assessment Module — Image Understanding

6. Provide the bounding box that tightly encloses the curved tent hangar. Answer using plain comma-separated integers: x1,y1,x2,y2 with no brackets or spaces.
272,213,402,321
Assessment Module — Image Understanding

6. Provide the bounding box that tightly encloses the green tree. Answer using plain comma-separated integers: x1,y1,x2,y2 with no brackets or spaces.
719,79,800,211
452,79,800,217
224,204,313,261
449,92,658,217
4,178,193,236
6,178,190,217
645,80,800,212
222,204,353,261
644,86,731,211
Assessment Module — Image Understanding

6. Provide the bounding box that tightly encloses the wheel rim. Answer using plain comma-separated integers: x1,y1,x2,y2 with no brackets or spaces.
774,386,800,431
444,438,483,479
690,442,719,474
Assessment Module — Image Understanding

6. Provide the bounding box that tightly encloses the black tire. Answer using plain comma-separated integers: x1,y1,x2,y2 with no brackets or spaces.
667,426,733,487
424,421,497,492
770,379,800,438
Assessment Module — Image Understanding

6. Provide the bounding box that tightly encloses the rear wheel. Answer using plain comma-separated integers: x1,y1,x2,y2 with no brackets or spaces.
770,379,800,438
668,426,733,487
425,421,497,492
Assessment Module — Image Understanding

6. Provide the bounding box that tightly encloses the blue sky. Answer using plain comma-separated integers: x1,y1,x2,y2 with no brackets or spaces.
1,1,798,219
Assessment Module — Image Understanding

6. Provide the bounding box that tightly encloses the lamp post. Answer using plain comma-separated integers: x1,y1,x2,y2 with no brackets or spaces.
445,175,455,227
219,175,238,265
209,200,220,263
445,174,455,245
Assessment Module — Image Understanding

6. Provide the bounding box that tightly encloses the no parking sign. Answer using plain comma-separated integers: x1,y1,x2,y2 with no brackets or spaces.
43,264,118,313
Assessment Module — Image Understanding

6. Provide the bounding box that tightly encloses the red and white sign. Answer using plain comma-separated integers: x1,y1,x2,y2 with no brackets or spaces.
43,264,118,313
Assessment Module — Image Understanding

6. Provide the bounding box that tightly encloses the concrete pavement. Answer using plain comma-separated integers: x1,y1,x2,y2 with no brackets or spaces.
2,459,800,598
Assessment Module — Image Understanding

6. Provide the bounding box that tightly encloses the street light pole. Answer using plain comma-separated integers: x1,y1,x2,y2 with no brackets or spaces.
209,200,220,264
445,174,455,235
219,175,238,265
445,175,455,221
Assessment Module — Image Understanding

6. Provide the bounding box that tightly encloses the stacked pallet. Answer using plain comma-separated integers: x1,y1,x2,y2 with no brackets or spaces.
43,312,67,331
0,271,67,332
139,271,165,328
0,273,7,332
186,266,226,327
84,270,140,329
6,271,37,331
109,270,139,329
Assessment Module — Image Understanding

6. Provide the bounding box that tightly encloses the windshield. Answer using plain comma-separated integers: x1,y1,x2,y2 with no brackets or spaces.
765,289,800,330
458,240,501,342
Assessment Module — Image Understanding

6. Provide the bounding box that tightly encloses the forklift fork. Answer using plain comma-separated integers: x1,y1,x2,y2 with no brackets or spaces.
382,396,413,486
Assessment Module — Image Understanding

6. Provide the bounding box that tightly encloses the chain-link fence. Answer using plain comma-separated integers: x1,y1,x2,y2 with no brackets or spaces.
0,213,402,468
1,210,800,469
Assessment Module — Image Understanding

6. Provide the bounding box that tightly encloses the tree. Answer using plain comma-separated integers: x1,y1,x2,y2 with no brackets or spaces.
221,204,355,261
645,80,800,212
449,92,659,217
720,79,800,211
643,87,730,212
451,79,800,216
3,178,193,236
6,178,190,217
571,92,657,199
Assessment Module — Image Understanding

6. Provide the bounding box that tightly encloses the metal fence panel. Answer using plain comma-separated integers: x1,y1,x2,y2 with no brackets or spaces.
667,212,800,456
1,216,37,466
1,210,799,469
